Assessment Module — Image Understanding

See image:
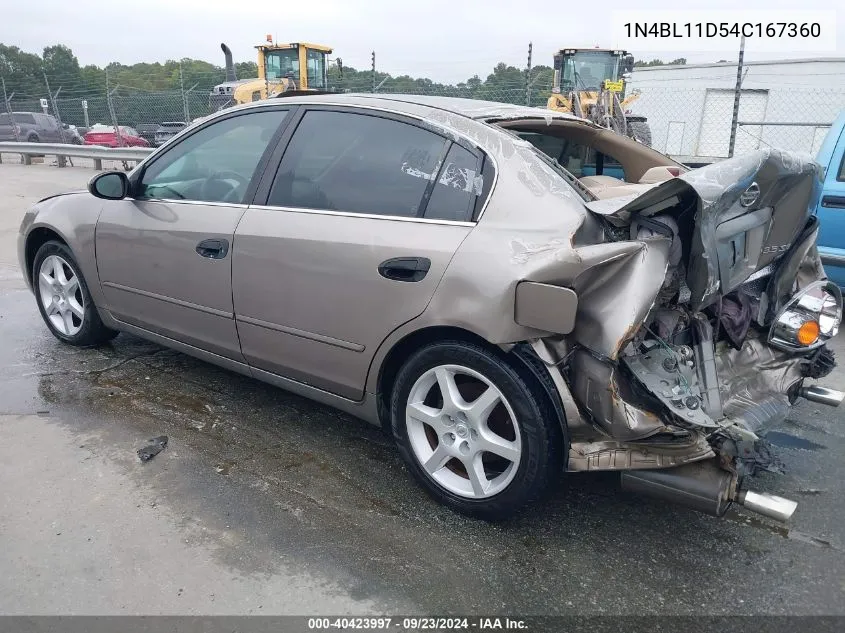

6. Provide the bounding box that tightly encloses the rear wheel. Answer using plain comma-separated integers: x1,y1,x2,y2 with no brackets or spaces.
390,340,563,520
32,241,118,346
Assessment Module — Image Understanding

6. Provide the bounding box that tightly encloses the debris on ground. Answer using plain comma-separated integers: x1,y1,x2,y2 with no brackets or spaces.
137,436,168,462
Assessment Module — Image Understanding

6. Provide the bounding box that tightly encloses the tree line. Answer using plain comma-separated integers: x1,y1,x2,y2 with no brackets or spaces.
0,42,556,102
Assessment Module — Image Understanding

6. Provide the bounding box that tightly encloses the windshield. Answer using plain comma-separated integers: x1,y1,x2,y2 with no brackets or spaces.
265,49,300,81
562,51,620,92
306,48,327,89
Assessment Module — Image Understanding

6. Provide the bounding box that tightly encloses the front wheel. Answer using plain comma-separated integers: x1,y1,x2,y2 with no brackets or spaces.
32,241,118,346
390,340,563,520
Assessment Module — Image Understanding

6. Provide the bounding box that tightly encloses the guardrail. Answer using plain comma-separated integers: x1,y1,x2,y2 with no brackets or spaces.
0,141,153,169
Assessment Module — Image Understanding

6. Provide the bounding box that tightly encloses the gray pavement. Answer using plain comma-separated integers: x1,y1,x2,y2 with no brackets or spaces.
1,162,844,616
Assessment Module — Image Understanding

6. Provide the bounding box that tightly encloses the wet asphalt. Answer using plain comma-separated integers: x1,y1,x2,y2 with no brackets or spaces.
0,162,844,616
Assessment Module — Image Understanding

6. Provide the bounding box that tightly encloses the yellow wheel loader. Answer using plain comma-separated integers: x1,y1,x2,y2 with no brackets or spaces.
210,36,338,110
547,48,651,146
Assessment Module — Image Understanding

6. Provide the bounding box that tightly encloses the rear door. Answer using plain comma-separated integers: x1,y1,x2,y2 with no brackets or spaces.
817,122,845,288
233,107,487,400
95,107,292,359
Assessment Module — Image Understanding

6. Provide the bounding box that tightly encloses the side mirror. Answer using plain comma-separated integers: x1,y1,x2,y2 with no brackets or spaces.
89,171,129,200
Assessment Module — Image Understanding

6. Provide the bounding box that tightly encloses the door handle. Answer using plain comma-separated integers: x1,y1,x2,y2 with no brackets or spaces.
196,238,230,260
821,195,845,209
378,257,431,282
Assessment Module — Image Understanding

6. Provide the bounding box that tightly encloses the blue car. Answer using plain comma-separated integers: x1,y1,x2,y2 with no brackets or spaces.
817,110,845,289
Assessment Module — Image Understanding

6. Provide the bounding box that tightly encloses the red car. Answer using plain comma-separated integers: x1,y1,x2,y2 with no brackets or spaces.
83,125,150,148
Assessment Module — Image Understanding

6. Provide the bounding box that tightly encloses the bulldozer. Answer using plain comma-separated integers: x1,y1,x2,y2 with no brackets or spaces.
210,36,338,110
546,48,651,146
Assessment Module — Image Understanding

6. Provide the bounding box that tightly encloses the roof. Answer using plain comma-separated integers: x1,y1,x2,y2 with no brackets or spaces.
268,92,590,124
634,57,845,72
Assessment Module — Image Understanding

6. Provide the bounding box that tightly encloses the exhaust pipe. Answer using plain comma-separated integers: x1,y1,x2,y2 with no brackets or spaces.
621,461,734,517
621,460,798,522
221,43,237,82
736,490,797,523
799,385,844,407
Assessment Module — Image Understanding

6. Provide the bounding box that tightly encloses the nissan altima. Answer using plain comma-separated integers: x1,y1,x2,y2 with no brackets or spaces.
18,94,842,521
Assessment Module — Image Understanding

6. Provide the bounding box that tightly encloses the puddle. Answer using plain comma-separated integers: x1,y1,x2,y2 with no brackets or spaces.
725,510,839,551
763,431,826,451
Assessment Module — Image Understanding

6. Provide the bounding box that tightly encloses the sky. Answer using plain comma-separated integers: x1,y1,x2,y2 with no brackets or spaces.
2,0,841,84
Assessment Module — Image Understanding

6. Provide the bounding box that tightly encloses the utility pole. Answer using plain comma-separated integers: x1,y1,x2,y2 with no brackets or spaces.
371,51,376,93
525,42,533,106
728,35,746,158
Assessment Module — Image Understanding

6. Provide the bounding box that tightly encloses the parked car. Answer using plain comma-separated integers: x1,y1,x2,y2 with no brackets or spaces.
135,123,160,147
83,125,150,148
153,121,187,147
815,110,845,289
17,95,841,522
0,111,76,143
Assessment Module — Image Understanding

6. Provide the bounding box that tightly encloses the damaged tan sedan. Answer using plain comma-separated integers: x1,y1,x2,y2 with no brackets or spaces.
18,94,842,521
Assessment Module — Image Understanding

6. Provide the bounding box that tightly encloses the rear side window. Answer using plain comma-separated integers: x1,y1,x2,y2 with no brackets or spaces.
268,110,448,218
424,144,483,222
838,151,845,182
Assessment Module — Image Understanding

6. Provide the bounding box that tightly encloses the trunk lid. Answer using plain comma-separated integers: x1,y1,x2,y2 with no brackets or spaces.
587,149,822,310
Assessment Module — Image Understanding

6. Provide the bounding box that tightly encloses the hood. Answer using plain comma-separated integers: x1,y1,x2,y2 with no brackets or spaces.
37,190,87,205
586,148,822,310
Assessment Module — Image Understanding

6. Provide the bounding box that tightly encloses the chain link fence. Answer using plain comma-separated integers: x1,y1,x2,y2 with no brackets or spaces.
627,86,845,160
4,69,845,164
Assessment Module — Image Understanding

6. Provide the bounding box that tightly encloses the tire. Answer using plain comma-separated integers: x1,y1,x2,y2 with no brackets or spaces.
32,241,118,346
628,119,652,147
27,133,39,143
390,340,563,520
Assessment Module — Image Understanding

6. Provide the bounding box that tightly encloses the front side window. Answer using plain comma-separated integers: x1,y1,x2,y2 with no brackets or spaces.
838,150,845,182
268,110,448,218
139,110,287,204
306,49,326,89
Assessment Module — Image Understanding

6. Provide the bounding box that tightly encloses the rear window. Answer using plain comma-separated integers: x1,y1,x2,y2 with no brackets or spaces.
518,131,624,181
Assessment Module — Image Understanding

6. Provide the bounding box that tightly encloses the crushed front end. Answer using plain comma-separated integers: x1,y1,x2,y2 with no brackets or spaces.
559,149,842,521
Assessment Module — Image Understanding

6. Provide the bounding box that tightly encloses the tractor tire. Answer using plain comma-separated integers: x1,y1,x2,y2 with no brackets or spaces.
628,119,652,147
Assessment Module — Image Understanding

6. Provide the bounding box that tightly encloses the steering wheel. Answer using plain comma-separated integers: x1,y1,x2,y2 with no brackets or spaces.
201,170,249,203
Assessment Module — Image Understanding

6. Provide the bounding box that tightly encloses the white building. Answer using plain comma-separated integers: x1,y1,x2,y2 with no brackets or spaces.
628,58,845,163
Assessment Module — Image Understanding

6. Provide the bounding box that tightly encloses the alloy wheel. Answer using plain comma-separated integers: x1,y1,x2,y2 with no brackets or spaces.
405,364,523,499
38,254,85,336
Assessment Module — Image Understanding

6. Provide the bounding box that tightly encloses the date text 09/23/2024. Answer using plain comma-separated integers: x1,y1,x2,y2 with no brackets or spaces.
307,617,529,630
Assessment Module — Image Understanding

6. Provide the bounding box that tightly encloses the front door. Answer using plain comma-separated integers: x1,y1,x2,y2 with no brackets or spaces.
95,108,291,360
233,108,487,400
817,122,845,288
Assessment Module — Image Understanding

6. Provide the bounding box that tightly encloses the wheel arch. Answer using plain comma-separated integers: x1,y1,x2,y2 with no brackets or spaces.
24,226,68,287
374,326,568,454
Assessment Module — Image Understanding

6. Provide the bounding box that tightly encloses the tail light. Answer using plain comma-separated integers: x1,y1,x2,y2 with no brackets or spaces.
768,281,841,352
667,167,682,177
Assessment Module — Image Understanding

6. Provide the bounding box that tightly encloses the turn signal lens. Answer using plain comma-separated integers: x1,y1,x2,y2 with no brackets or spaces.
797,321,820,346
